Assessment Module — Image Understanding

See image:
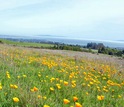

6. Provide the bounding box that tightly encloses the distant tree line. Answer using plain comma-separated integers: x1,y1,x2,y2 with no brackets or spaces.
86,42,105,49
52,43,82,51
52,42,124,57
98,47,124,57
85,42,124,57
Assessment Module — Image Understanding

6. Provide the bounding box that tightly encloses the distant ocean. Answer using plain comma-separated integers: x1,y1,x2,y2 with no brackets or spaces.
41,38,124,48
0,35,124,48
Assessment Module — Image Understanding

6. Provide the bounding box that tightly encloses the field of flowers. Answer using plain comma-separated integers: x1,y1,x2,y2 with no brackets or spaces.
0,44,124,107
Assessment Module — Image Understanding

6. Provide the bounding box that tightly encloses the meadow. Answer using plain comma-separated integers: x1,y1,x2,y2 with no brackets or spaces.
0,39,54,48
0,44,124,107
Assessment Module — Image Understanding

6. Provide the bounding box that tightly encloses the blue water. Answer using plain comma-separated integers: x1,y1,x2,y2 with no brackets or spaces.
43,38,124,48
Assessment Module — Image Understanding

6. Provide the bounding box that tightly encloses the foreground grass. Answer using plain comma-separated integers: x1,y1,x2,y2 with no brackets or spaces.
0,44,124,107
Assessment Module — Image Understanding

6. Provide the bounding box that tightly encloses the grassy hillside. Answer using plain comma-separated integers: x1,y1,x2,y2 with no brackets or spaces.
0,44,124,107
0,39,54,48
0,39,99,53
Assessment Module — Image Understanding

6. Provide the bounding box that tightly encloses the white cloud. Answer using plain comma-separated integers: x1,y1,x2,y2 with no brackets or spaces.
0,0,124,40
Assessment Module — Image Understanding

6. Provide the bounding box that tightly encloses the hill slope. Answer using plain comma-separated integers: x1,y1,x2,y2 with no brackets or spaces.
0,44,124,107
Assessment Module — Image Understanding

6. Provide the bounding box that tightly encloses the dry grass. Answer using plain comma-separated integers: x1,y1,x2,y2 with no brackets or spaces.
1,44,123,71
33,48,124,71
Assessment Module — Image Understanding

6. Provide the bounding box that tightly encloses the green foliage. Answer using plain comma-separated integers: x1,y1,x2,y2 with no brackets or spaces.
86,42,123,57
53,44,82,51
98,47,123,57
0,40,3,44
87,43,105,49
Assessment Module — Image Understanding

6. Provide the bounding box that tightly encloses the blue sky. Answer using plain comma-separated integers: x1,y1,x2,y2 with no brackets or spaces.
0,0,124,40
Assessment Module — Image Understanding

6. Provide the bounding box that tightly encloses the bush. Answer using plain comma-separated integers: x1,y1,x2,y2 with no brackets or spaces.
0,40,3,44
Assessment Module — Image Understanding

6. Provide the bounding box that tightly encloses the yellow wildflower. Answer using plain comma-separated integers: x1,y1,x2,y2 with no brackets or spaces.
56,84,61,89
86,92,89,95
97,95,104,100
23,75,27,78
118,95,122,98
31,86,38,92
43,96,47,100
13,85,18,89
17,76,20,78
10,84,18,89
0,86,2,90
13,97,19,102
43,105,50,107
64,81,68,86
38,95,42,99
50,87,54,91
63,99,70,104
73,96,78,102
75,102,82,107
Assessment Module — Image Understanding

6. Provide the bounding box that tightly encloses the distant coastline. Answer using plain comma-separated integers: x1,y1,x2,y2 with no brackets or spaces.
0,35,124,49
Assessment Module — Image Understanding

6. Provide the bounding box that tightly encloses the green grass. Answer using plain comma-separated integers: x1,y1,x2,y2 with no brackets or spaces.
0,43,124,107
0,39,54,48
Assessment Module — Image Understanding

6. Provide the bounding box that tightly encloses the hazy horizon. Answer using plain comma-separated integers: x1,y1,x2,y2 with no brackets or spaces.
0,0,124,41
